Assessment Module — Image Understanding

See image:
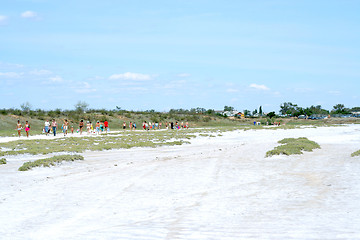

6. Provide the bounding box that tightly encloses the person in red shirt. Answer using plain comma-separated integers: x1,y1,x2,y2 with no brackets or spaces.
104,120,109,133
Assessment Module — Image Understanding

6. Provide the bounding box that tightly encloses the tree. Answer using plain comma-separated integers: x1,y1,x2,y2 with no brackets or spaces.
243,109,251,116
206,109,215,115
267,111,276,119
224,106,234,112
304,105,329,116
20,102,32,113
74,101,89,113
259,106,263,116
279,102,298,115
332,104,351,114
252,109,258,116
351,107,360,112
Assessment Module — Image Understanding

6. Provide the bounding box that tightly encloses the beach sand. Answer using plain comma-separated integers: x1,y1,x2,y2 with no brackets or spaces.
1,125,360,239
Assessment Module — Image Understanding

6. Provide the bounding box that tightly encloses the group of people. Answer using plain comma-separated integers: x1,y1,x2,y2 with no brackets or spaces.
44,119,110,136
16,119,189,138
16,120,31,137
141,121,189,130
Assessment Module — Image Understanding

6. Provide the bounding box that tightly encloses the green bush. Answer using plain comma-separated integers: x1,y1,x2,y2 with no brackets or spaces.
0,158,6,165
18,154,84,171
266,137,320,157
351,150,360,157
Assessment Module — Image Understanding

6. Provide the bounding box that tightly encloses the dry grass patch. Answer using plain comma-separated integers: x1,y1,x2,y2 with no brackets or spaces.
351,150,360,157
266,137,320,157
18,154,84,171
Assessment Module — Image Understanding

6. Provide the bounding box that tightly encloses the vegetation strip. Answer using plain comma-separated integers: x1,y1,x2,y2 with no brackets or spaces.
18,154,84,171
0,128,235,157
266,137,320,157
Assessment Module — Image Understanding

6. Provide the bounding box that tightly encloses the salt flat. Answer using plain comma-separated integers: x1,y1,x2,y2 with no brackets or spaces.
1,125,360,239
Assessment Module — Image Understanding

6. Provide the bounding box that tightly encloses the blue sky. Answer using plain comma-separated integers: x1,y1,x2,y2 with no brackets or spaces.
1,0,359,112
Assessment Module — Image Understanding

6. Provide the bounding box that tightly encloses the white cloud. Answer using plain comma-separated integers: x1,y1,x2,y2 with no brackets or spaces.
74,82,97,93
21,11,37,18
249,83,270,91
177,73,191,77
0,72,23,78
48,76,63,83
0,15,7,24
109,72,151,81
30,69,52,75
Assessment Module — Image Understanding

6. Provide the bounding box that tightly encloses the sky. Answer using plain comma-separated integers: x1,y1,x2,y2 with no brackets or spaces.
1,0,359,112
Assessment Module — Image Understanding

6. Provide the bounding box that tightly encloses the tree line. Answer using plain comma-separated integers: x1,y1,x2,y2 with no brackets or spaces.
1,101,359,119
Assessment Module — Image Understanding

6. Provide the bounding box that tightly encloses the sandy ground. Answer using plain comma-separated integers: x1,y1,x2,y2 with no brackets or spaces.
1,125,360,239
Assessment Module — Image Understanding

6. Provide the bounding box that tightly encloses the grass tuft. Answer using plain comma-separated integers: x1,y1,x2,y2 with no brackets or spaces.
0,158,6,165
18,154,84,171
351,150,360,157
266,137,320,157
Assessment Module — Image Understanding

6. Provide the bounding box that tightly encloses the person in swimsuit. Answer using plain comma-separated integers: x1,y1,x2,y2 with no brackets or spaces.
25,121,30,138
16,120,22,137
90,121,94,133
104,120,109,133
100,121,104,132
79,120,84,135
63,119,68,136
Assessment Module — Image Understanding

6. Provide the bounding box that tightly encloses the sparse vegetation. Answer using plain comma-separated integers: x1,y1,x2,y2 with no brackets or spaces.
266,137,320,157
351,150,360,157
18,154,84,171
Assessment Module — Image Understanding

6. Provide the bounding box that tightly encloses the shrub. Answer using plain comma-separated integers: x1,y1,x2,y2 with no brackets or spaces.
351,150,360,157
266,137,320,157
0,158,6,165
18,154,84,171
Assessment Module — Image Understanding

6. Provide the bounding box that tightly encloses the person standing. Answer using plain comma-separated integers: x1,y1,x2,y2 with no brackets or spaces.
51,119,57,136
86,121,91,134
63,119,69,136
16,120,22,137
104,120,109,133
25,121,30,138
44,120,50,136
96,121,100,134
100,121,104,133
79,120,84,135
